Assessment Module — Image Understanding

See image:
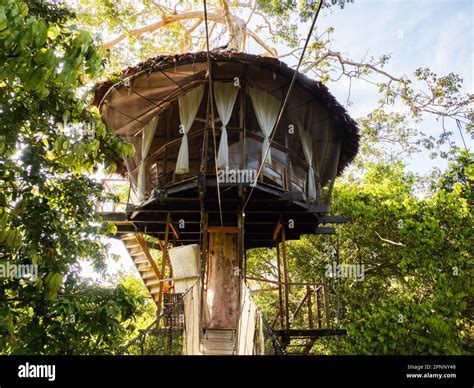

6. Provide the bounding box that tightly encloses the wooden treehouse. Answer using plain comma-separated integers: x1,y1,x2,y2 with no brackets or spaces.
95,51,359,355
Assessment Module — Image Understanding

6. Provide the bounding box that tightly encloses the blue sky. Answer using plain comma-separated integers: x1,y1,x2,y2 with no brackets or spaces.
313,0,473,173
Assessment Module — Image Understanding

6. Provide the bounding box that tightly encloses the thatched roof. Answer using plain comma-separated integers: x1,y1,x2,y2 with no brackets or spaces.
94,50,359,175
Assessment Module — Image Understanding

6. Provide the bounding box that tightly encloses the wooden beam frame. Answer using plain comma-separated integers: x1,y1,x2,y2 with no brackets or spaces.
280,215,290,332
275,238,285,330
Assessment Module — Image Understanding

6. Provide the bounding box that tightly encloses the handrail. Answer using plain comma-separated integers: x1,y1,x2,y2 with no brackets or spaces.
133,127,310,194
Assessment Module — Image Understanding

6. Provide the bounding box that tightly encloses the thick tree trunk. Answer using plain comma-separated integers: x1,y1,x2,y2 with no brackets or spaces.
221,0,245,51
203,232,240,329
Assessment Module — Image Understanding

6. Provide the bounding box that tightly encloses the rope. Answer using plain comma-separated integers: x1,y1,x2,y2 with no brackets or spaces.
456,119,468,150
242,0,324,213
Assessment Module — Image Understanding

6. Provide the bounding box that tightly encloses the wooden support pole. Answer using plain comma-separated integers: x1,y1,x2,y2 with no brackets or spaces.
200,212,208,279
156,214,171,323
291,293,308,322
323,279,330,328
315,288,322,329
243,249,248,277
239,83,245,170
307,286,314,329
275,238,285,330
238,211,244,272
169,221,180,241
280,215,290,331
273,220,282,241
199,211,208,341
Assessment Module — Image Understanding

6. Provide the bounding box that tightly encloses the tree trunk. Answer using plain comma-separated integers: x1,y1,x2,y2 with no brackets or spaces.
221,0,245,51
203,232,240,329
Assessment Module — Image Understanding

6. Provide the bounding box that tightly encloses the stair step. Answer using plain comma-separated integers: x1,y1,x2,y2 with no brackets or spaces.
127,246,144,254
130,251,147,257
133,257,149,264
145,278,163,287
203,349,235,356
125,243,141,249
202,340,235,351
204,330,235,341
121,235,138,241
141,270,157,279
136,263,151,271
148,285,164,294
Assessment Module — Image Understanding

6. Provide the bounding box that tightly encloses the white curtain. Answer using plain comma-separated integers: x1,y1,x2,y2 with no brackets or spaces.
297,121,317,202
214,82,239,169
175,85,204,174
249,87,280,165
136,116,158,202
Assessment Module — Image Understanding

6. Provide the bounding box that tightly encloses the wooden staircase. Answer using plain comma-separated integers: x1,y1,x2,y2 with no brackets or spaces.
121,233,169,305
202,329,236,355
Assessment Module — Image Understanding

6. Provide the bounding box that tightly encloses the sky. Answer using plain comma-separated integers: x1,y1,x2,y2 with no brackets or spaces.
306,0,473,172
81,0,473,282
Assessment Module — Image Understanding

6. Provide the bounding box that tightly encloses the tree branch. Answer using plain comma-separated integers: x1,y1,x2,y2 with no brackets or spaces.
375,231,405,247
102,9,277,56
304,50,403,83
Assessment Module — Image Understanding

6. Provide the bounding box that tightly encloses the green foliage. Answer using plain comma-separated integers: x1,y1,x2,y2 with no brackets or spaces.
1,277,143,355
0,0,140,354
249,151,473,355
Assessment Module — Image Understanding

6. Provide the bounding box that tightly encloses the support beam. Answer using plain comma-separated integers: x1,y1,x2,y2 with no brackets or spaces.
323,280,330,328
169,221,180,240
318,215,347,224
315,287,322,329
280,215,290,333
275,239,284,330
156,214,171,322
273,220,282,241
315,227,336,235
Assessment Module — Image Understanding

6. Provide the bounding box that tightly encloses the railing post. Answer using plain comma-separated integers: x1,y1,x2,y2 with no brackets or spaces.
275,237,284,330
323,279,330,328
307,285,314,329
315,287,322,329
280,215,290,332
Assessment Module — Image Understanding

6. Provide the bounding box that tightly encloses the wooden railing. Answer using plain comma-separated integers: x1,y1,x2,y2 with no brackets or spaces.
138,126,310,196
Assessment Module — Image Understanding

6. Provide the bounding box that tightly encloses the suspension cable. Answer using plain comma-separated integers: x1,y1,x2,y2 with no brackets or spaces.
203,0,224,227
